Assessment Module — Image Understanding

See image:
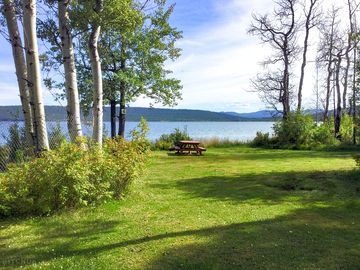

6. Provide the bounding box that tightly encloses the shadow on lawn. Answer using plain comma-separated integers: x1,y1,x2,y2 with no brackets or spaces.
1,204,360,269
145,204,360,269
151,169,360,204
206,150,354,162
163,149,355,166
1,169,360,269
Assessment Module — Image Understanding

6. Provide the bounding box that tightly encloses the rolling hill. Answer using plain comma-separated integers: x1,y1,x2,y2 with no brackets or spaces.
0,106,266,122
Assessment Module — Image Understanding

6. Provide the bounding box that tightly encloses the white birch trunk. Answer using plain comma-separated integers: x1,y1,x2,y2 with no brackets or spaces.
3,0,35,149
22,0,49,151
88,0,103,145
58,0,83,141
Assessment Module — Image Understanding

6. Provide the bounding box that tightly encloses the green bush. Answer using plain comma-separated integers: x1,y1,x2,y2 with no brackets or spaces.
0,146,9,172
49,123,67,149
251,132,273,147
154,128,191,150
273,112,316,148
251,112,342,149
0,121,150,217
5,122,29,163
340,113,354,143
313,120,337,146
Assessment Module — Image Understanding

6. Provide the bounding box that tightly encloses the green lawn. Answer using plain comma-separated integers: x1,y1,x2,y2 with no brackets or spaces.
1,147,360,269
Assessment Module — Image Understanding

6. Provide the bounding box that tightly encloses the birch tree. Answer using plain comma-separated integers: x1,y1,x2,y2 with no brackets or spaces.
58,0,83,141
75,1,182,138
297,0,321,111
3,0,35,149
317,7,339,121
88,0,104,145
23,0,49,151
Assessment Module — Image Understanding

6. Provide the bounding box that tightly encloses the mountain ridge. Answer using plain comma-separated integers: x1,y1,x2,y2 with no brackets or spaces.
0,106,275,122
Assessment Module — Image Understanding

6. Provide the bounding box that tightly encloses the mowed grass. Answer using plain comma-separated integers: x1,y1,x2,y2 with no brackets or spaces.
1,146,360,269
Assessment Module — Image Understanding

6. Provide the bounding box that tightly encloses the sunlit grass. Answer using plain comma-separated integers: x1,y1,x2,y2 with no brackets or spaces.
1,146,360,269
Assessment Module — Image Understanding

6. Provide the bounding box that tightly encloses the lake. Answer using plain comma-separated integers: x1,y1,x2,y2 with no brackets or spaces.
0,121,275,145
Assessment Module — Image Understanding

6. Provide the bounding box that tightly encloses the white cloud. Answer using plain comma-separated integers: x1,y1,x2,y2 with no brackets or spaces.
135,0,355,112
132,0,274,112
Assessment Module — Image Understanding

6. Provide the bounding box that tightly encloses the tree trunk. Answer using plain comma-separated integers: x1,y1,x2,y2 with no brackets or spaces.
334,55,342,137
110,99,116,138
118,44,126,138
298,0,317,111
282,39,290,119
88,0,104,145
353,41,357,144
344,0,355,113
3,0,35,150
58,0,83,141
324,61,333,122
118,86,126,138
23,0,49,151
343,36,351,111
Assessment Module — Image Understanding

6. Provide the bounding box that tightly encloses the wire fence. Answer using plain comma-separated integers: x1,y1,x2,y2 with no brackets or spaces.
0,113,94,171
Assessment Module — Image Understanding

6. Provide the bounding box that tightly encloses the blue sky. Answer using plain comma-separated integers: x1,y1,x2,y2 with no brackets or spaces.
0,0,343,112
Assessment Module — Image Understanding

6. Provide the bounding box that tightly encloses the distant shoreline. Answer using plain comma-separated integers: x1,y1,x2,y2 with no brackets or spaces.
0,106,278,122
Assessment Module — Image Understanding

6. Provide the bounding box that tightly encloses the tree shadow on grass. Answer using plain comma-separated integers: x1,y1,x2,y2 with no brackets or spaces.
0,218,122,268
150,170,360,205
1,205,360,269
1,169,360,268
145,204,360,269
164,149,355,165
206,150,354,162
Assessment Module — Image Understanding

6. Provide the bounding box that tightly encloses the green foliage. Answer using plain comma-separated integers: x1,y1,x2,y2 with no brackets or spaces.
49,123,67,149
312,120,337,146
154,128,191,150
340,113,353,143
0,121,150,217
1,147,360,269
252,112,343,149
75,0,182,113
273,112,315,147
353,154,360,169
5,122,28,163
251,132,277,147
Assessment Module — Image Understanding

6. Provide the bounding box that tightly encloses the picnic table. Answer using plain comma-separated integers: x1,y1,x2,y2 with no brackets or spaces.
171,140,206,155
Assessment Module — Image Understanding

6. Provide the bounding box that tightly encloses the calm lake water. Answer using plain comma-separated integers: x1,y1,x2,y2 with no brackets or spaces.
0,121,275,145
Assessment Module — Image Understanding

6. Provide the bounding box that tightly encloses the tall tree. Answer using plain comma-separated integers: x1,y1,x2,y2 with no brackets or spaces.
3,0,35,149
317,7,339,121
87,0,104,144
249,0,298,118
76,0,182,138
334,49,343,136
58,0,83,141
23,0,49,151
297,0,320,111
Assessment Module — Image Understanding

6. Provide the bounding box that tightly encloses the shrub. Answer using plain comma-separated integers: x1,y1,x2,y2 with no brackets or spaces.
251,112,342,149
154,128,191,150
5,122,28,163
353,154,360,168
251,132,272,147
0,121,150,217
313,120,337,146
340,113,353,144
49,123,67,149
273,112,316,147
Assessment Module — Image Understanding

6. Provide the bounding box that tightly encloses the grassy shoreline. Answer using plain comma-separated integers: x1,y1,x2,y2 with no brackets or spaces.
1,146,360,269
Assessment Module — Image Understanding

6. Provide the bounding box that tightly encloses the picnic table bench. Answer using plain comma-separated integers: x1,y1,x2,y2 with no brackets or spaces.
170,140,206,155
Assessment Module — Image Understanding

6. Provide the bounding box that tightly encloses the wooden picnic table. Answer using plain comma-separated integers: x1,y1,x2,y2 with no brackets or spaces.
172,140,206,155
